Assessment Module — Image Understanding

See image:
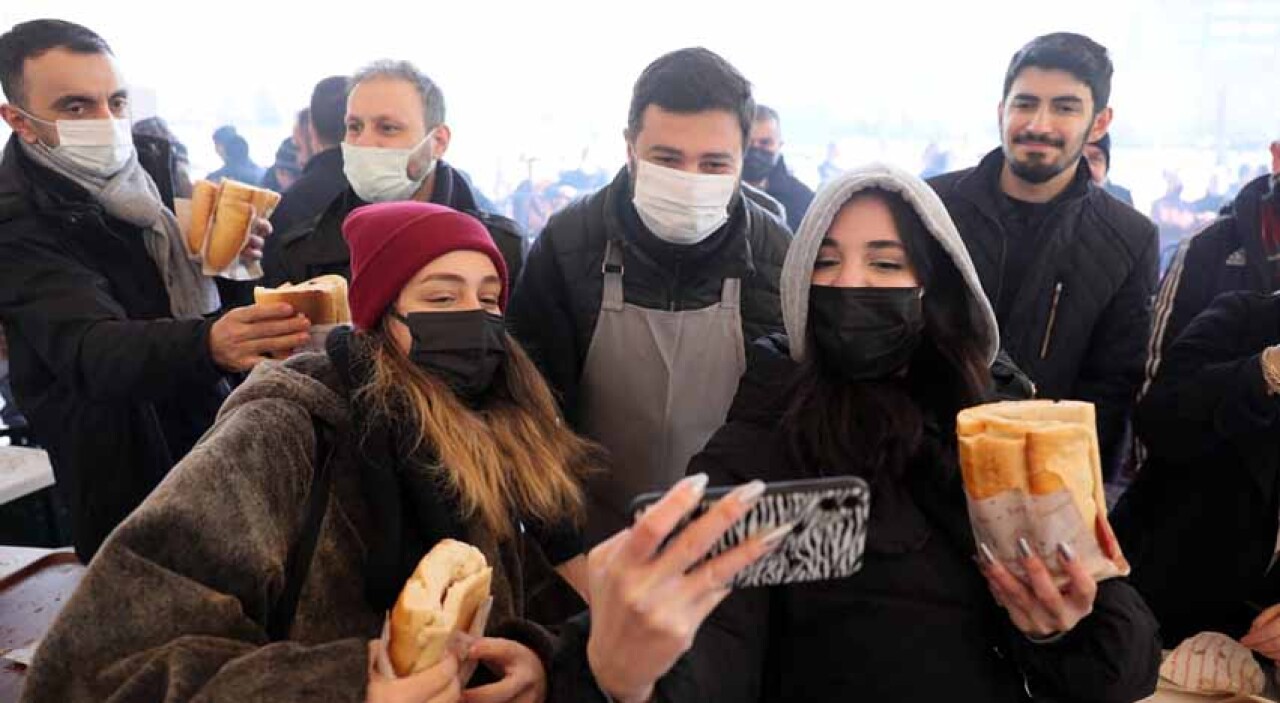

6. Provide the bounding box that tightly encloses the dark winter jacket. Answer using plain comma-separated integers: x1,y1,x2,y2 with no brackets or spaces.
1143,174,1277,394
0,133,235,561
929,149,1159,479
761,154,815,232
1115,290,1280,645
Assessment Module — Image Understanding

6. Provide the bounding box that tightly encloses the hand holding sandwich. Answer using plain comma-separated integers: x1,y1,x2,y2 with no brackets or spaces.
979,513,1124,639
209,303,312,372
366,647,462,703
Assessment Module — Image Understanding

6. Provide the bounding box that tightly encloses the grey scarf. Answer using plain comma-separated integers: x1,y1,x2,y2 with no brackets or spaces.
21,140,220,319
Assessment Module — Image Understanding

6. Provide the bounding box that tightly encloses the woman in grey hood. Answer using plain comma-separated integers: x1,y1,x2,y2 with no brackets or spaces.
565,165,1160,703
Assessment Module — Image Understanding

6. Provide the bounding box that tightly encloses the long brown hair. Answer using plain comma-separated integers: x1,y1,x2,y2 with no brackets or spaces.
356,322,597,542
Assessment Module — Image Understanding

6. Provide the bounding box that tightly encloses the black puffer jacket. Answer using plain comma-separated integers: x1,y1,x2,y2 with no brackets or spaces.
549,337,1161,703
506,167,791,424
929,149,1159,478
266,160,525,287
0,134,234,561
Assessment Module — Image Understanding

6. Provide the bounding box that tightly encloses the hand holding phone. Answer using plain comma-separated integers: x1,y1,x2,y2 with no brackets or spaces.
629,475,870,589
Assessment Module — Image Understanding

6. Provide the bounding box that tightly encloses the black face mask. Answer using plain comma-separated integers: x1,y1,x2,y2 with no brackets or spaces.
391,309,507,402
808,285,925,382
742,147,780,183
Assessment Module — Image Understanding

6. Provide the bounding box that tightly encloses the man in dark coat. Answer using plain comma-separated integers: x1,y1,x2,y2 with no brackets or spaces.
268,60,523,287
743,104,814,232
0,19,309,560
929,32,1158,482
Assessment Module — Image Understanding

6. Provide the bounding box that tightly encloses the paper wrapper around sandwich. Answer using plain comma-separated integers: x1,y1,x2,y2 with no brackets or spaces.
372,596,493,682
957,400,1129,586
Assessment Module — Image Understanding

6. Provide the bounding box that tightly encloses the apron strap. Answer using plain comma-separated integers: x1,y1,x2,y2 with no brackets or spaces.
601,239,626,312
720,278,742,310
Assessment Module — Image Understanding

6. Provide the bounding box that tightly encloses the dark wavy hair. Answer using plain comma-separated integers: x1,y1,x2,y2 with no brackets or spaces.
781,188,992,483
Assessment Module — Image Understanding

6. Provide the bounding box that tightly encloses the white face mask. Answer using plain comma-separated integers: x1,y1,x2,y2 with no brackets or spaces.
342,131,438,203
18,109,135,178
631,159,737,245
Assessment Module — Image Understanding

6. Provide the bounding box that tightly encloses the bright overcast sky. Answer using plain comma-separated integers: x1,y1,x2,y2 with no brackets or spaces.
4,0,1279,203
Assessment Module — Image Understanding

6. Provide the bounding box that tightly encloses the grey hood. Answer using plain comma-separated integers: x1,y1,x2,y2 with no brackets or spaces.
781,163,999,365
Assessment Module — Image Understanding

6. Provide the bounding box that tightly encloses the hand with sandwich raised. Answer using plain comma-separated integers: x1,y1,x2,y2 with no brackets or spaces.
585,474,781,703
461,637,545,703
208,302,311,372
978,513,1124,640
366,645,462,703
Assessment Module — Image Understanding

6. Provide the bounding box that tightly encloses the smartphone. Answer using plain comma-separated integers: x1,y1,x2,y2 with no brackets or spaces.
628,475,870,589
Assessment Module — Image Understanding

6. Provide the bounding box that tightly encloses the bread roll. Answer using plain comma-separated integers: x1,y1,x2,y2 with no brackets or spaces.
1161,632,1265,695
957,400,1105,527
250,188,282,219
252,275,349,325
389,539,492,677
205,200,254,272
187,180,219,256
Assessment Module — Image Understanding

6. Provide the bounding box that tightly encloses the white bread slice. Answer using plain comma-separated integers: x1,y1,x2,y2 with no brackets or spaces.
388,539,492,677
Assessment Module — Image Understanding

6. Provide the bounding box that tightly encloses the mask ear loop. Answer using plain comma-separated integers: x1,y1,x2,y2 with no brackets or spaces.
405,127,438,181
10,106,59,150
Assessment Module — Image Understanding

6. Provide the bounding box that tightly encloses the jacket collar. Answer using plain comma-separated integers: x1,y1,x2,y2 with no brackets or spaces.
952,147,1093,224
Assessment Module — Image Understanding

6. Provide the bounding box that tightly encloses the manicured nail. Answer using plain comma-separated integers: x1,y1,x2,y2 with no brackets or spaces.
1057,541,1076,563
678,473,709,497
978,542,997,566
1017,537,1034,559
760,523,794,550
728,480,766,507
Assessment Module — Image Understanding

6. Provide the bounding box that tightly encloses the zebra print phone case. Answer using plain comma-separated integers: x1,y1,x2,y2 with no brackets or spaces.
629,476,871,589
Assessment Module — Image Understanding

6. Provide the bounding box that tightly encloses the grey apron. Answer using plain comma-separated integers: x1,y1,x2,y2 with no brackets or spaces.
579,239,747,544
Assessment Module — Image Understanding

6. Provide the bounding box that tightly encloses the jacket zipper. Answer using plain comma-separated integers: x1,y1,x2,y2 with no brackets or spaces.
1039,282,1063,360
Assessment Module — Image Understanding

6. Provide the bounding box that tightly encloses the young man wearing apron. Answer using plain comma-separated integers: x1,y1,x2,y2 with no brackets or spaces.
508,48,791,545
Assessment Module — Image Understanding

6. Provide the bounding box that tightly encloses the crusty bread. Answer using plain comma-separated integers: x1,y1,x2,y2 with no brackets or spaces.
388,539,492,677
957,400,1105,528
253,276,350,325
205,200,254,272
187,180,219,256
1161,632,1265,695
250,188,282,219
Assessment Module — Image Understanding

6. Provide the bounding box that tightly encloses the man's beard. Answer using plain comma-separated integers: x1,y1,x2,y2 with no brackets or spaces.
1003,131,1085,185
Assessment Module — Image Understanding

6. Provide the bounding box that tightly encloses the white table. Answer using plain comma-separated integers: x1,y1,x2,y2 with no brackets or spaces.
0,446,54,506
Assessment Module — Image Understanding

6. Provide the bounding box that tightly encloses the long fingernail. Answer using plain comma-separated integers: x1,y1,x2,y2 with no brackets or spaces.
1017,537,1034,559
728,480,766,507
978,542,997,566
1057,541,1076,563
678,473,709,497
760,523,794,550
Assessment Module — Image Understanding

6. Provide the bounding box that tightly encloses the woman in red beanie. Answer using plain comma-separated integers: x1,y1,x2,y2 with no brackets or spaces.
21,201,601,703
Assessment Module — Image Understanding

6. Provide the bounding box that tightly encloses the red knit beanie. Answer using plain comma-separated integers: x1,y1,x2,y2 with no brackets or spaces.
342,202,509,330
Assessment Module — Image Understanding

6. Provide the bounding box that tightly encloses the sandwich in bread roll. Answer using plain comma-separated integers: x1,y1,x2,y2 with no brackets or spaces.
1160,632,1265,695
957,400,1106,533
187,179,219,257
956,400,1126,582
204,199,255,272
253,276,350,325
389,539,492,677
